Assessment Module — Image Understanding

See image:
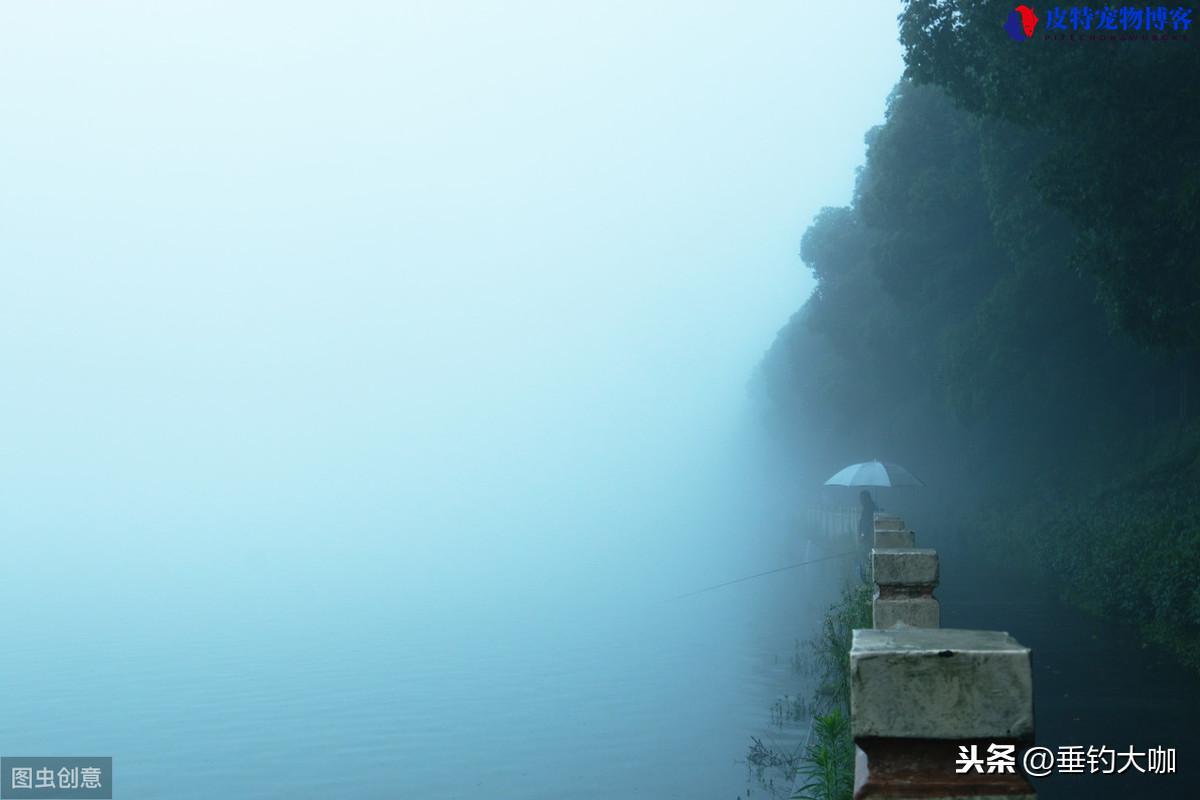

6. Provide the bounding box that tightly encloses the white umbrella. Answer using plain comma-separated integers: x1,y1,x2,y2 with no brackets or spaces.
823,459,925,487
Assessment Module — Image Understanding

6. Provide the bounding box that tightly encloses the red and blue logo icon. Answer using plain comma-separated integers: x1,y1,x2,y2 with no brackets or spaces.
1005,4,1041,38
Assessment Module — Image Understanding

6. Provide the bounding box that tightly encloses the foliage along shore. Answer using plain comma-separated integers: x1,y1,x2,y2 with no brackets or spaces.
755,1,1200,672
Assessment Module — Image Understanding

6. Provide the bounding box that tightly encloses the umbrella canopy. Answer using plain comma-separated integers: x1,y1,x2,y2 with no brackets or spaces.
823,459,925,487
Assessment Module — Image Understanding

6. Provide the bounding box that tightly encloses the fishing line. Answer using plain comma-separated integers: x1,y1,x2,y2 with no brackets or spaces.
673,551,858,600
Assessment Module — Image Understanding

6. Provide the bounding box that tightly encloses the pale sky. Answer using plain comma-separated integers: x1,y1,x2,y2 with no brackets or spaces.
0,2,904,590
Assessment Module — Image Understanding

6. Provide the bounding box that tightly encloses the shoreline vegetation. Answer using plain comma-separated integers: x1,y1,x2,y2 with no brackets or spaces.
742,2,1197,795
754,63,1199,679
969,421,1200,672
743,579,870,800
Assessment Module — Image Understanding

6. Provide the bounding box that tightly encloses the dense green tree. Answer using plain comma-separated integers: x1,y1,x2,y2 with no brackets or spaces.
758,70,1200,671
899,0,1200,350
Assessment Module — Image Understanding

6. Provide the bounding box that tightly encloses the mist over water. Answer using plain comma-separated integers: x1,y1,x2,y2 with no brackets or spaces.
0,3,902,797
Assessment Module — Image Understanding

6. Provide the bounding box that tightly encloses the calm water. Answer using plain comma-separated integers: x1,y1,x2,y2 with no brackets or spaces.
0,424,845,799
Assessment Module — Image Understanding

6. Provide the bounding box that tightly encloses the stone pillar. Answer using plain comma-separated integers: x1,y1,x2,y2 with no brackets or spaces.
875,528,916,548
850,627,1036,799
872,513,916,548
873,513,905,532
872,548,939,629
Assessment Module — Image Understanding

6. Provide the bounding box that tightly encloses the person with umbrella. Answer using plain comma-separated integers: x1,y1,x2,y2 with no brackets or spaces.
824,459,925,579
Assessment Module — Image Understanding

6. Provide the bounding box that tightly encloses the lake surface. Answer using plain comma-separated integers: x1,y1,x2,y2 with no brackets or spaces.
0,420,846,799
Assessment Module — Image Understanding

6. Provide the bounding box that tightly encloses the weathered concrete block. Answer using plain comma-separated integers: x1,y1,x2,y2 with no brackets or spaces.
850,628,1034,741
872,548,939,587
873,597,940,629
873,514,905,532
874,529,916,549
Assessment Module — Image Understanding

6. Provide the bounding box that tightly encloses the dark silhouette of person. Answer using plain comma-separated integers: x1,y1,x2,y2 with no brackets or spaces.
858,489,877,547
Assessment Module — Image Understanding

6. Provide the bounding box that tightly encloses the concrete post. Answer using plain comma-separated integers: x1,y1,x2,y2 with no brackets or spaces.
873,513,905,531
872,513,916,548
850,627,1036,799
872,548,939,629
875,528,916,548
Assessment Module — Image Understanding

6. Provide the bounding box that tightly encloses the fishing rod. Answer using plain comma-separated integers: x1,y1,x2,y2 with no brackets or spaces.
673,551,858,600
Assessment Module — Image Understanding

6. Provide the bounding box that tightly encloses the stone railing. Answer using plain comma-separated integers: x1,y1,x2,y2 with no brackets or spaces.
849,513,1036,799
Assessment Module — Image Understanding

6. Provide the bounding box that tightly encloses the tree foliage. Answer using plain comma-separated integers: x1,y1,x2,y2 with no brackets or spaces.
899,0,1200,350
757,71,1200,667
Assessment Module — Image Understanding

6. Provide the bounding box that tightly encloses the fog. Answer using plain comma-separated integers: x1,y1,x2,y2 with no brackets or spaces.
0,3,902,797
